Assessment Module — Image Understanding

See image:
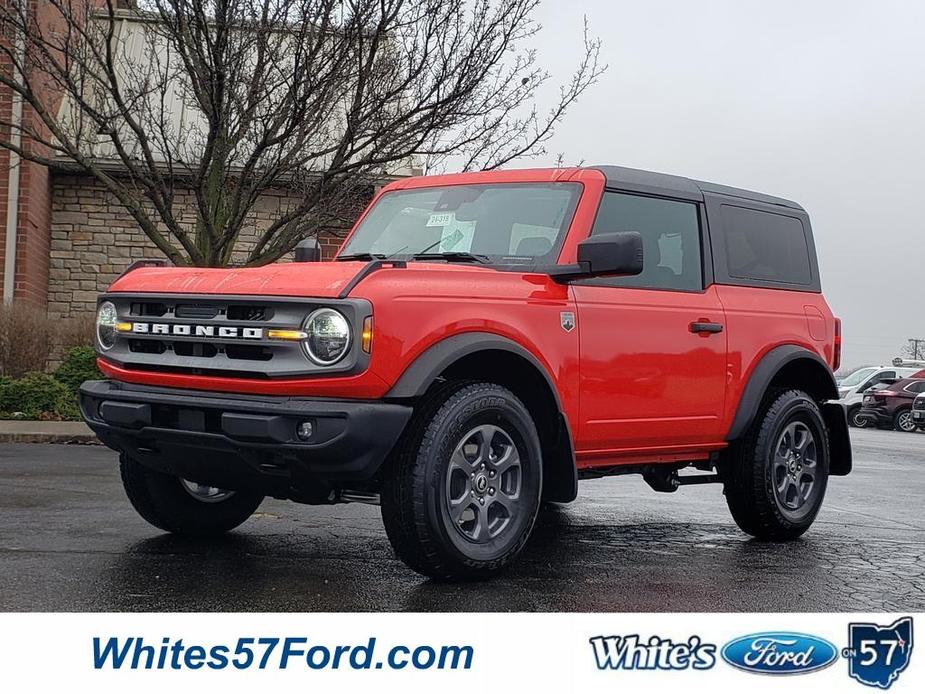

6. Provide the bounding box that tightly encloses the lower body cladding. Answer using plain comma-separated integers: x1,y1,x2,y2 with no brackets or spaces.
79,380,412,504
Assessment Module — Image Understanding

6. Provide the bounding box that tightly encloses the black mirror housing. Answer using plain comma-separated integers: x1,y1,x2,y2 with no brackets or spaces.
294,238,322,263
543,231,644,282
577,232,644,277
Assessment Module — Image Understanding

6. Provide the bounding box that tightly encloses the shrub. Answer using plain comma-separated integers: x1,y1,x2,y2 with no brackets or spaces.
53,346,102,394
0,304,55,378
0,372,79,420
54,313,97,355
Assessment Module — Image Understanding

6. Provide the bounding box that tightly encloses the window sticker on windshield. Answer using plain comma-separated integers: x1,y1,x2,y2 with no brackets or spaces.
426,212,455,227
439,221,475,252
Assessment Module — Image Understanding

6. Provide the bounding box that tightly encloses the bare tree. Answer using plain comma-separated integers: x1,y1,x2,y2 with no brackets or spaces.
902,338,925,362
0,0,604,266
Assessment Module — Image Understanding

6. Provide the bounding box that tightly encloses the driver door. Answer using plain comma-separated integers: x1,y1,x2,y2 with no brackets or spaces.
573,191,728,458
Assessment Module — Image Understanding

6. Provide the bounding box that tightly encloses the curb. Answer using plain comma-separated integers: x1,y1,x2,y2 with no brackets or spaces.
0,422,99,445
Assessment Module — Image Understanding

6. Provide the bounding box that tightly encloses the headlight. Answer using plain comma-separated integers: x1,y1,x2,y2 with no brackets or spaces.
303,308,351,365
96,301,118,351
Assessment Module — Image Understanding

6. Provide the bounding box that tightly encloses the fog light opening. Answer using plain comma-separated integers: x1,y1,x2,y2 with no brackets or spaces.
297,420,315,441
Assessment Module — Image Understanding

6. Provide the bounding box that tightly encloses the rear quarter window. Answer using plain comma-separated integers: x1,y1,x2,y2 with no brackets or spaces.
719,205,812,286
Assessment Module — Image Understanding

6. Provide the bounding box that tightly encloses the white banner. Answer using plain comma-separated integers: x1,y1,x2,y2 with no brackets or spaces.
0,613,918,692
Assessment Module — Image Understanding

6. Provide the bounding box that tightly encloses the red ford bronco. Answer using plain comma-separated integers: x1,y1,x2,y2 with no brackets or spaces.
80,166,852,579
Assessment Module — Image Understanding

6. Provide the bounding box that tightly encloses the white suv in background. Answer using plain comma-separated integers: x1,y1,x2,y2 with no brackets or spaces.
838,365,922,427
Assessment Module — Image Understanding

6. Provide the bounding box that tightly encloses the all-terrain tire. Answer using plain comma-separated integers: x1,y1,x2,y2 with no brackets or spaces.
380,381,543,580
722,389,830,540
120,454,264,536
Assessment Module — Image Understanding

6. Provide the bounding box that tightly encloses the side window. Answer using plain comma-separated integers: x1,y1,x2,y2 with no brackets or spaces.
590,192,702,291
720,205,812,285
862,371,895,391
906,381,925,394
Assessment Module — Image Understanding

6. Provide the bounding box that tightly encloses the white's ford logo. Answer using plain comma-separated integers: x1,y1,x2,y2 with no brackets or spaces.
721,632,838,675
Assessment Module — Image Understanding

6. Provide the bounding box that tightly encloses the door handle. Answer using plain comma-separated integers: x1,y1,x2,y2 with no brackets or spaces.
689,321,724,334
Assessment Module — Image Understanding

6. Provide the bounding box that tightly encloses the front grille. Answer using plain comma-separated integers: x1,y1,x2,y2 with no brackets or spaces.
227,304,271,321
914,397,925,411
101,293,369,379
175,303,219,319
130,301,167,317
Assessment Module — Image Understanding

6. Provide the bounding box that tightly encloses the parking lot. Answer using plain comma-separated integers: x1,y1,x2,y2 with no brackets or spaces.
0,427,922,612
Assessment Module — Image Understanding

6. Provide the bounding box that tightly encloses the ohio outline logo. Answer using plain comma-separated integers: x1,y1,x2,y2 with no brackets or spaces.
843,616,913,689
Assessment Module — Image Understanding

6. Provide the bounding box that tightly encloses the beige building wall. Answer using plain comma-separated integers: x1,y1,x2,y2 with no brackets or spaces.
47,175,355,318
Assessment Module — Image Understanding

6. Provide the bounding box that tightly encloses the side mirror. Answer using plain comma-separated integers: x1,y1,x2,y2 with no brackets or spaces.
577,232,644,277
294,238,322,263
544,231,643,282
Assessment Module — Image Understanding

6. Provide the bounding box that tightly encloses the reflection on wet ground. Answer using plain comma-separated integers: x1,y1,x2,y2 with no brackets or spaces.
1,429,922,611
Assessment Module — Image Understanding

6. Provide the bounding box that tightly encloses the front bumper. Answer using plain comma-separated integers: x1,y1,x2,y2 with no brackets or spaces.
913,409,925,426
79,380,412,501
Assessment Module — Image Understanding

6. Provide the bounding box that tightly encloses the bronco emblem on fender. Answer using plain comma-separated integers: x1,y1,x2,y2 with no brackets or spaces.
560,311,575,333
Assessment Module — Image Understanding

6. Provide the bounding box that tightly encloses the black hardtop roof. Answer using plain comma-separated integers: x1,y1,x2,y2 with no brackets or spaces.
591,165,804,211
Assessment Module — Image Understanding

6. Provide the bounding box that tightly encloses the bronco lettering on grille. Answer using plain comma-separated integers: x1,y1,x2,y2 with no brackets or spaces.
130,323,263,339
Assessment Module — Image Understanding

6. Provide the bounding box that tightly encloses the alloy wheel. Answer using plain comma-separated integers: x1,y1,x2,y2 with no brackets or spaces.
445,424,523,543
772,421,819,512
897,411,916,433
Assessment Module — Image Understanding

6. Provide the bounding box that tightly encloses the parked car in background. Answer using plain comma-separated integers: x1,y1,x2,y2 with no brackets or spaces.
912,393,925,431
858,377,925,432
837,366,923,427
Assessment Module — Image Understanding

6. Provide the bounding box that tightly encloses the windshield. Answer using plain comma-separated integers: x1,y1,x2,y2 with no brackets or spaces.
839,367,878,387
339,183,581,263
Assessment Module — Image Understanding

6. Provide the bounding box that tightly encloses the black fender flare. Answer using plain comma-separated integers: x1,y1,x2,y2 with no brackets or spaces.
726,344,851,475
387,332,578,501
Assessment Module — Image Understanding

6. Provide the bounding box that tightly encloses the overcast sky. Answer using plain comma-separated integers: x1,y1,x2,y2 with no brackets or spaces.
514,0,924,370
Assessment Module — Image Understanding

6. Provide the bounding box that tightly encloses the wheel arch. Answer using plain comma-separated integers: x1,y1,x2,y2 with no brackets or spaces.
387,332,577,502
727,344,852,475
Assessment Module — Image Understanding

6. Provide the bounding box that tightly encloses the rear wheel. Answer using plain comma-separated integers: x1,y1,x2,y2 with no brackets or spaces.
120,454,264,536
894,409,916,433
722,389,829,540
380,382,542,580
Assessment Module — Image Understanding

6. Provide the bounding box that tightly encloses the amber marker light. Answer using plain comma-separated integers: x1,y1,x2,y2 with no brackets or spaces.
116,322,133,333
361,316,373,353
267,329,309,340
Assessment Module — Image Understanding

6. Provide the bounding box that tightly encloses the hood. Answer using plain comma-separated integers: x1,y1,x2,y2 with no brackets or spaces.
108,261,370,298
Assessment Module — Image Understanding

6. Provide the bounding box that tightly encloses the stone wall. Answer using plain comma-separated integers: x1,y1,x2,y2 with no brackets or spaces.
48,174,360,318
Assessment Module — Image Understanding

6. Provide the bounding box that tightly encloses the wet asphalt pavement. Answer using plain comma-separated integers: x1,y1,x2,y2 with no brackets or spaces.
0,428,922,612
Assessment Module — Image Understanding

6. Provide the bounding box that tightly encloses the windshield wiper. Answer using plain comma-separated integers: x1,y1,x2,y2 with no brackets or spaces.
411,251,491,264
336,252,387,261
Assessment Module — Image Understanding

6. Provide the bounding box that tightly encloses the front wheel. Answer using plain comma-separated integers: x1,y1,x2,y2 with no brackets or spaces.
380,382,543,580
120,455,264,536
722,389,830,540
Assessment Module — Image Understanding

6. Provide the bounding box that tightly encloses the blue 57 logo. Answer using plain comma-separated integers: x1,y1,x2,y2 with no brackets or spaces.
843,617,913,689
